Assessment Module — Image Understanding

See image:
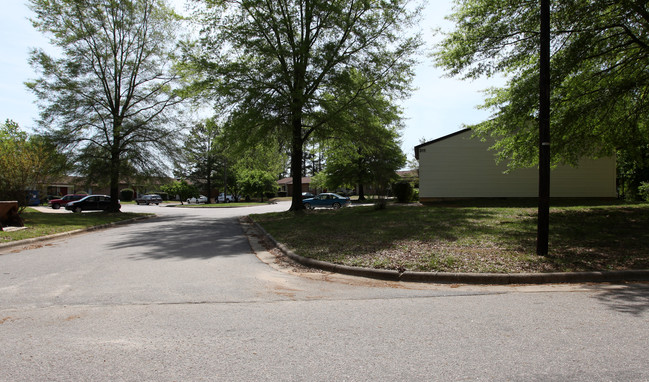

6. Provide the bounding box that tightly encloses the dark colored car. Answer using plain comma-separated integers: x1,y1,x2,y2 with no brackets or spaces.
302,193,351,210
48,194,86,209
65,195,119,213
135,194,163,205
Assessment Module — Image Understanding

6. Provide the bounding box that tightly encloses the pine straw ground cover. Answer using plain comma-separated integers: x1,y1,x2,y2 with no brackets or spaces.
252,200,649,273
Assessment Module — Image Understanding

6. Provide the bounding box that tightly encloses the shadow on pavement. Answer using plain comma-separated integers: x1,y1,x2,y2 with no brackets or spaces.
591,284,649,316
108,215,251,260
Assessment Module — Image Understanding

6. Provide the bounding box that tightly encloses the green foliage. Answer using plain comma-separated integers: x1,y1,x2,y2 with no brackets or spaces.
393,181,415,203
310,172,329,192
434,1,649,170
237,169,277,202
175,118,225,200
317,72,407,199
189,0,422,210
120,189,135,202
0,119,64,211
638,182,649,202
231,140,286,201
27,0,184,209
160,180,198,204
617,145,649,200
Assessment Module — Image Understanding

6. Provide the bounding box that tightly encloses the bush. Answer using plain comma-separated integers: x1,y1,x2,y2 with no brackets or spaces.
120,188,134,201
374,198,387,210
638,182,649,202
393,181,414,203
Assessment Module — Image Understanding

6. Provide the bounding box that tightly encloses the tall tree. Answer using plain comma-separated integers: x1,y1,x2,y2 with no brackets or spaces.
317,76,407,200
175,118,222,202
227,128,287,201
434,1,649,175
0,119,65,210
160,179,198,205
323,128,405,200
27,0,184,211
189,0,422,210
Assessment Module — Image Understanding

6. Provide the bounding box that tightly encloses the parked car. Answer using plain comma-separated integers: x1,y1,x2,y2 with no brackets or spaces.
301,192,315,199
186,195,208,204
135,194,163,205
65,195,118,213
48,194,86,209
218,193,235,203
302,193,351,210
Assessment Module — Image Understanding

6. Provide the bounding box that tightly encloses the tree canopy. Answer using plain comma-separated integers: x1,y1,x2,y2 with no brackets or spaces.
231,140,286,201
160,179,198,204
434,0,649,177
27,0,184,211
175,118,223,202
317,76,407,199
188,0,422,210
0,120,64,210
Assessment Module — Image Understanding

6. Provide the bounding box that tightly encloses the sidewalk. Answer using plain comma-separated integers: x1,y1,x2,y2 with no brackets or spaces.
30,206,70,214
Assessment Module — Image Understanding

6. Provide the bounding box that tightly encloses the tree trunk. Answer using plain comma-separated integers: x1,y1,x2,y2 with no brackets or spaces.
357,150,366,201
106,117,122,212
289,115,305,211
108,144,122,212
223,159,228,203
206,159,213,203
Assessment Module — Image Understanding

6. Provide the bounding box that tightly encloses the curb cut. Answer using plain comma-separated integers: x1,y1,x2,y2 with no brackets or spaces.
251,221,649,285
0,215,155,252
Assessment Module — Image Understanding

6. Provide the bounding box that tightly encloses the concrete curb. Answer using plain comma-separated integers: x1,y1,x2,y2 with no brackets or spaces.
0,215,154,251
251,221,649,285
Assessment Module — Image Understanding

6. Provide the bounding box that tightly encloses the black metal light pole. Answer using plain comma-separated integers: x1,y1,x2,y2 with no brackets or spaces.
537,0,551,256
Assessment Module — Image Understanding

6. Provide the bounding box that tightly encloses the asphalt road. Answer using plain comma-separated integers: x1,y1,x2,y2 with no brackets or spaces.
1,202,648,381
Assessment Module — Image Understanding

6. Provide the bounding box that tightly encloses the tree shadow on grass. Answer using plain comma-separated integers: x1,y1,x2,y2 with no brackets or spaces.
108,215,252,260
255,202,649,273
545,207,649,271
256,205,510,263
590,284,649,316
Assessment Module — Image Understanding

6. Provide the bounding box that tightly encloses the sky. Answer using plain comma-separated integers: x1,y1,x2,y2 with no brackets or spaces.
0,1,501,161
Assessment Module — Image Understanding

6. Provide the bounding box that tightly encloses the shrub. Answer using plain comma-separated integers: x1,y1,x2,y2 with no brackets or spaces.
120,188,134,201
638,182,649,202
393,181,414,203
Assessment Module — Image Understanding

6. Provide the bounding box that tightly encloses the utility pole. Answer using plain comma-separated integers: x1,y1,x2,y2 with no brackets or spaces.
537,0,551,256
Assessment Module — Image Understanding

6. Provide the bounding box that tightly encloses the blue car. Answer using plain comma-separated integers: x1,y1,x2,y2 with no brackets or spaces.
302,193,351,210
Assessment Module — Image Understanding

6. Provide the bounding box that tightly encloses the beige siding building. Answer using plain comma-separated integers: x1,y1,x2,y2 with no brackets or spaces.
415,129,617,201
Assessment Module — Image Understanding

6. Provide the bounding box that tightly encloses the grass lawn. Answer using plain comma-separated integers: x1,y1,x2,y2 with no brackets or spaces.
0,208,151,244
252,200,649,273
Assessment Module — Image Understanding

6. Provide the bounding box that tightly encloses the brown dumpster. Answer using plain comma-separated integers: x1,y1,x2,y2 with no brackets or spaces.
0,201,24,231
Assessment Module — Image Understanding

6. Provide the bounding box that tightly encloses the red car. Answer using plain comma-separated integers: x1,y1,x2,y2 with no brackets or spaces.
48,194,87,209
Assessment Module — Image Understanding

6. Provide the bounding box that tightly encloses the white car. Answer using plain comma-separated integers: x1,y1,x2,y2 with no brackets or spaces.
218,193,235,202
186,195,208,204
